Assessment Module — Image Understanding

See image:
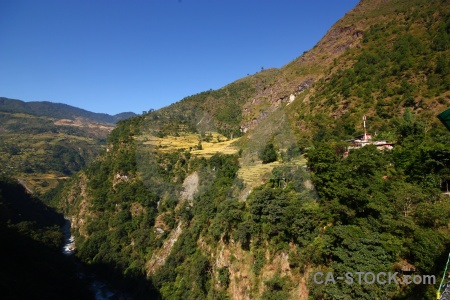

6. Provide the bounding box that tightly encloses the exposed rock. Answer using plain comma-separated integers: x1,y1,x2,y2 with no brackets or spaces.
115,173,129,181
146,222,183,275
298,78,314,93
155,227,165,235
180,172,199,206
394,260,416,272
113,173,130,188
17,178,33,194
304,180,314,190
353,30,364,38
240,126,249,133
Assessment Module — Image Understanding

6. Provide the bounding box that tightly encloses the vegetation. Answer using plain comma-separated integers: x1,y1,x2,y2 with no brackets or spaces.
0,97,135,123
285,0,450,149
0,177,93,299
50,105,450,299
306,123,450,298
259,143,278,164
0,111,111,193
139,74,271,139
8,0,450,299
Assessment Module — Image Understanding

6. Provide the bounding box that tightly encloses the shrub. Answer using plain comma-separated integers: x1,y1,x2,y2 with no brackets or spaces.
259,143,277,164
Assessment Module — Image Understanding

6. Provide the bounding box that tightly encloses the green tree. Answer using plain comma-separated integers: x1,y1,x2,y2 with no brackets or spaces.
259,143,277,164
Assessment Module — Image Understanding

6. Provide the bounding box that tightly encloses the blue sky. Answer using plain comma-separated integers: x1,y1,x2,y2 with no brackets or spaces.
0,0,359,115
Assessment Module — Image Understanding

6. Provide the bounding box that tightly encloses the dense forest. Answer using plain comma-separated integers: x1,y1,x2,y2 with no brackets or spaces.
2,0,450,299
306,113,450,299
49,107,450,299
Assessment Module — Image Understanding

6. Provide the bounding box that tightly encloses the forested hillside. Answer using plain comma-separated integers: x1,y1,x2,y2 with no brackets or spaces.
0,177,93,299
48,0,450,299
285,0,450,145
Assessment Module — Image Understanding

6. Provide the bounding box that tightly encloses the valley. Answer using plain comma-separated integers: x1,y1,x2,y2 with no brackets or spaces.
1,0,450,299
0,99,135,194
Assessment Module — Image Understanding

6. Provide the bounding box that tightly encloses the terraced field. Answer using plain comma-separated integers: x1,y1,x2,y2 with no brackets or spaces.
0,111,111,194
140,130,308,199
142,132,239,158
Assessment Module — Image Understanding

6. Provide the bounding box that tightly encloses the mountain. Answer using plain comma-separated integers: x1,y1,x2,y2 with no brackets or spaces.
48,0,450,299
152,0,450,141
0,97,136,194
0,97,136,124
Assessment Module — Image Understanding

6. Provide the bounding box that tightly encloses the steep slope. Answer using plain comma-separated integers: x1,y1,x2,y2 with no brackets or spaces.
284,0,450,143
135,0,450,146
0,177,93,299
51,0,450,299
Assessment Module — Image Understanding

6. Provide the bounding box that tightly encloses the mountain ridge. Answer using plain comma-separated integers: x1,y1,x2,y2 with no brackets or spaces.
0,97,136,124
46,0,450,299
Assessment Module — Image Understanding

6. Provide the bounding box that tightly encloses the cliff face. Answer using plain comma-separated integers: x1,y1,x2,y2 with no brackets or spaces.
54,0,450,299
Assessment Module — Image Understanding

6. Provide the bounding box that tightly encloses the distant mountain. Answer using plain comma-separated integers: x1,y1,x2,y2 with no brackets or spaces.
0,97,136,124
0,97,133,194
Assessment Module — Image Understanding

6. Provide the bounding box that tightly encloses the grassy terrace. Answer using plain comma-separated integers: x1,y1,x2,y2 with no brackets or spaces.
141,131,308,199
142,132,239,158
237,156,307,200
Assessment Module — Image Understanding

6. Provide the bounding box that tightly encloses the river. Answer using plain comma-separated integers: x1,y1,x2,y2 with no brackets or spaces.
62,219,118,300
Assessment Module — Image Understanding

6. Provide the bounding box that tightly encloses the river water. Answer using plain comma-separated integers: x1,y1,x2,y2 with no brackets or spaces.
62,219,117,300
62,220,76,255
